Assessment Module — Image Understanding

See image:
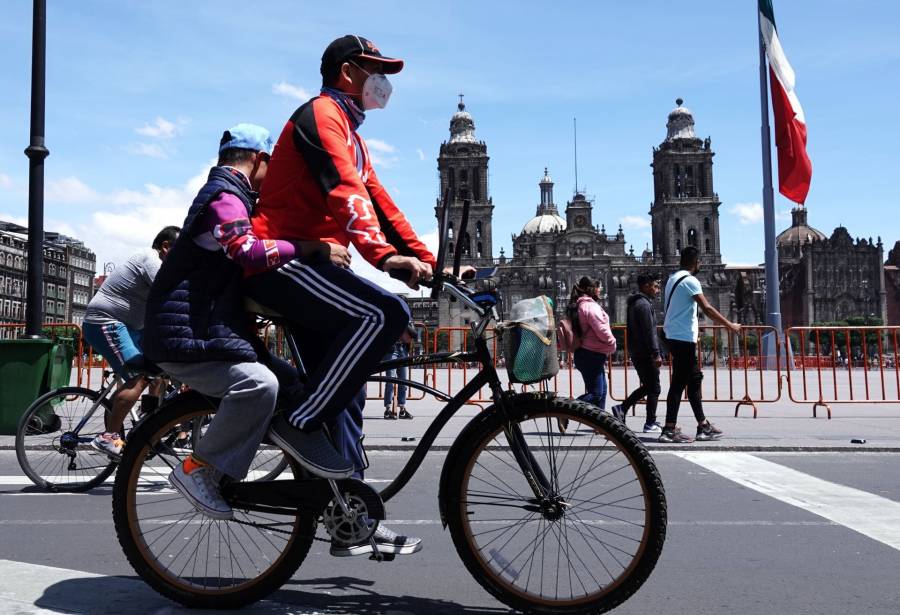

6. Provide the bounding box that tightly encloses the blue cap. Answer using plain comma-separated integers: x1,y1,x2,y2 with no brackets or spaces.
219,123,274,154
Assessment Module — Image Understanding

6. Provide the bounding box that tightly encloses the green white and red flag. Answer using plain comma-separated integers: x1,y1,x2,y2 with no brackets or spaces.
759,0,812,205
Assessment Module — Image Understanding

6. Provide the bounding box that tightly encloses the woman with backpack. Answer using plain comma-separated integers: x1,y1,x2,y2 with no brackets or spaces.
567,276,617,413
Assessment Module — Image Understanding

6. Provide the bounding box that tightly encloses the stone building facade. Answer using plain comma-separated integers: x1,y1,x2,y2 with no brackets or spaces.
432,99,894,329
0,221,97,336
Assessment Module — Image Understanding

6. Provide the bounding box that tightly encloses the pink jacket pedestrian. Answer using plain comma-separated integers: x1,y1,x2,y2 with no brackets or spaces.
576,295,617,354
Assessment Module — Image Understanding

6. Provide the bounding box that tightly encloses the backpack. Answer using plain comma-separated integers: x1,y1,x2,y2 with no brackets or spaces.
557,316,581,353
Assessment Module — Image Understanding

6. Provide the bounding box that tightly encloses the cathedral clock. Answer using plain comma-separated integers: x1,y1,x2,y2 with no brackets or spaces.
575,215,586,228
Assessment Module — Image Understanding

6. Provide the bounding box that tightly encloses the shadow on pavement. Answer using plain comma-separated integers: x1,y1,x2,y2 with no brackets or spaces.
36,574,514,614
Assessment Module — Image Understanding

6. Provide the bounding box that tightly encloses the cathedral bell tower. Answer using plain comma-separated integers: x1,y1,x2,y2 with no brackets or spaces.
435,96,494,267
650,99,722,265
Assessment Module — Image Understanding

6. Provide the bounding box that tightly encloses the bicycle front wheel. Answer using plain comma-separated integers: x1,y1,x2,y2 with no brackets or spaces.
442,394,666,615
15,386,117,492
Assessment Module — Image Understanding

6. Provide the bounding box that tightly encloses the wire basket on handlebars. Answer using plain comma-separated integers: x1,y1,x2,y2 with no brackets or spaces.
497,295,559,384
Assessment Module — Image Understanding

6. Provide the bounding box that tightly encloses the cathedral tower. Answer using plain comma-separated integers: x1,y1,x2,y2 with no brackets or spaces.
435,97,494,267
650,99,722,265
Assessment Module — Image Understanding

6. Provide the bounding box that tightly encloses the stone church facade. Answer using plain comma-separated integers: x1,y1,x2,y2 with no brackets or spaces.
433,98,892,329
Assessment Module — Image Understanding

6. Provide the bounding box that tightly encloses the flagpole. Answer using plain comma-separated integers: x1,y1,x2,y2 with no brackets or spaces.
758,8,783,366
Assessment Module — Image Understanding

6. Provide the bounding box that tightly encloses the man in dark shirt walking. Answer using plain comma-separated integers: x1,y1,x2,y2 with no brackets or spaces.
611,273,664,433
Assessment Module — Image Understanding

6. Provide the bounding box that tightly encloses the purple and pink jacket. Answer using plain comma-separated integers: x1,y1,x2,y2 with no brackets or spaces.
197,167,299,275
576,295,617,354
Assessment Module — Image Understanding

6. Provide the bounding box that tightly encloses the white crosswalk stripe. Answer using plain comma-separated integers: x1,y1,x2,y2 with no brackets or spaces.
676,452,900,552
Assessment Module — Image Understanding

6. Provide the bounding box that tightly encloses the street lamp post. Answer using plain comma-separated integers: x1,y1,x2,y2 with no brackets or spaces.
24,0,48,338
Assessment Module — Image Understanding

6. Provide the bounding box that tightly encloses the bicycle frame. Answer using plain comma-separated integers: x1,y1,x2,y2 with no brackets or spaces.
69,374,121,437
278,276,555,505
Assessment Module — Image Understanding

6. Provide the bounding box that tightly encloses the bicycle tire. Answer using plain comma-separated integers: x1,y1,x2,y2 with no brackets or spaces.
112,391,315,609
442,394,667,615
15,386,117,492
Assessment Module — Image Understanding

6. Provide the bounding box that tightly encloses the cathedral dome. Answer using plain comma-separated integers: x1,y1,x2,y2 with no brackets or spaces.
666,98,696,141
522,213,567,234
449,98,477,144
777,207,826,247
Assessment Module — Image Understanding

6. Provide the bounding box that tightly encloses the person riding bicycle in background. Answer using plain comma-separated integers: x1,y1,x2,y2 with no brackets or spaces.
246,35,471,556
82,226,179,458
143,124,349,520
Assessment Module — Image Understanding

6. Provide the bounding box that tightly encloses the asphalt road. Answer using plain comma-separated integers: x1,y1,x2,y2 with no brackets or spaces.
1,449,899,614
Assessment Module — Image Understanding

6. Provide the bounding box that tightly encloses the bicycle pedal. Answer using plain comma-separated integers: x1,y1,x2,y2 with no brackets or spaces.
370,552,395,562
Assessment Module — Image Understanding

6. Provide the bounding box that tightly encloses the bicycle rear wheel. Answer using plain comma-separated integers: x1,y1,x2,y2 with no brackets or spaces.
112,392,315,609
442,394,666,615
15,387,117,492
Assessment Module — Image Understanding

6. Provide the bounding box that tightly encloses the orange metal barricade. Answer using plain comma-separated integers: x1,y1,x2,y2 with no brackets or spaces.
606,324,783,418
784,326,900,418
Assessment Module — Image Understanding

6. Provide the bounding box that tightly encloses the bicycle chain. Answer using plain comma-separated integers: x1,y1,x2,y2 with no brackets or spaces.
228,516,331,543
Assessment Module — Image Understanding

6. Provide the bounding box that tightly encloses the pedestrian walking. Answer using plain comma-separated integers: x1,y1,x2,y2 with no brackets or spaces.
569,277,616,412
660,246,741,443
383,323,416,420
610,273,663,433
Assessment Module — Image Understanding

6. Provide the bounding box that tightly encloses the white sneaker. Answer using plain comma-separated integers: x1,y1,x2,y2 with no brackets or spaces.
643,422,663,434
330,524,423,557
90,432,124,459
168,462,233,520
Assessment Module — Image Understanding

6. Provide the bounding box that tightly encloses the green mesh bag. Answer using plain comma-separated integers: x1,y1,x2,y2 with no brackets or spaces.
500,296,560,385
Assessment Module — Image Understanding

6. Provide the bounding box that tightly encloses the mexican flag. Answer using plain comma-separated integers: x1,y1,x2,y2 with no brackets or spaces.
759,0,812,205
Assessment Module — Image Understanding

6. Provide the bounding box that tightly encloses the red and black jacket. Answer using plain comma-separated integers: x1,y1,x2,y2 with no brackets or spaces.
253,94,436,270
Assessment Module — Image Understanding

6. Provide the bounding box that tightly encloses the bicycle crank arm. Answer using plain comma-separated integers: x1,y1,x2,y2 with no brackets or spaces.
224,477,385,521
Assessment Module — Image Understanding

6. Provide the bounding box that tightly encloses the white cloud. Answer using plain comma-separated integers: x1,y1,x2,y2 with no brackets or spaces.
366,139,399,169
126,143,169,159
619,215,651,229
366,139,396,154
46,176,100,204
136,117,179,139
730,202,764,225
272,81,311,101
416,148,426,161
0,212,28,226
0,173,12,189
776,208,793,221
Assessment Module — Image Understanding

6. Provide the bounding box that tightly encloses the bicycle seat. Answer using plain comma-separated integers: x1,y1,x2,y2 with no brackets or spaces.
244,297,284,318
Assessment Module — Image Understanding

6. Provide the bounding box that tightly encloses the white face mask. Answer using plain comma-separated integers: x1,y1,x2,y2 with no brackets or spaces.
353,63,393,110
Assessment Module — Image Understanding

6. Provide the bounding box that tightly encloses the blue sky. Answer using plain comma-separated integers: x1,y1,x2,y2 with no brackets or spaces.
1,1,898,290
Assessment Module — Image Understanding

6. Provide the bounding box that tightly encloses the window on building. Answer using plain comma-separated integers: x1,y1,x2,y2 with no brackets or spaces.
675,218,681,232
472,168,481,200
448,242,454,256
476,221,482,239
57,301,65,315
459,169,468,185
699,165,707,196
704,217,710,232
687,228,697,247
676,239,682,253
477,242,483,258
448,221,454,240
5,254,11,267
46,300,53,313
705,238,711,253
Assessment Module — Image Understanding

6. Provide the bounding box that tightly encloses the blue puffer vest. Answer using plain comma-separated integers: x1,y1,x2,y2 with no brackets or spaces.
143,167,259,363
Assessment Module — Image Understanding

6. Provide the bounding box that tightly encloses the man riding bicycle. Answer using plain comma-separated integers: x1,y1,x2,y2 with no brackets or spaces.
246,35,470,556
82,226,179,458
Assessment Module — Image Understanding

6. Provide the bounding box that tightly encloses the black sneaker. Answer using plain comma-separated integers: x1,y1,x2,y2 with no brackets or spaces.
330,524,423,557
384,409,397,420
658,426,694,443
696,421,724,441
267,415,354,479
398,408,413,420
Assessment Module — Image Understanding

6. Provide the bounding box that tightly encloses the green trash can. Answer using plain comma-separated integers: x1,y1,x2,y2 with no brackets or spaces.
46,338,75,391
0,339,56,435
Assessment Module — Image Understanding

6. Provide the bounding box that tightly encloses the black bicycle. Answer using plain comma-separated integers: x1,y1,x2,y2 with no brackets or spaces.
15,367,287,492
112,198,666,613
